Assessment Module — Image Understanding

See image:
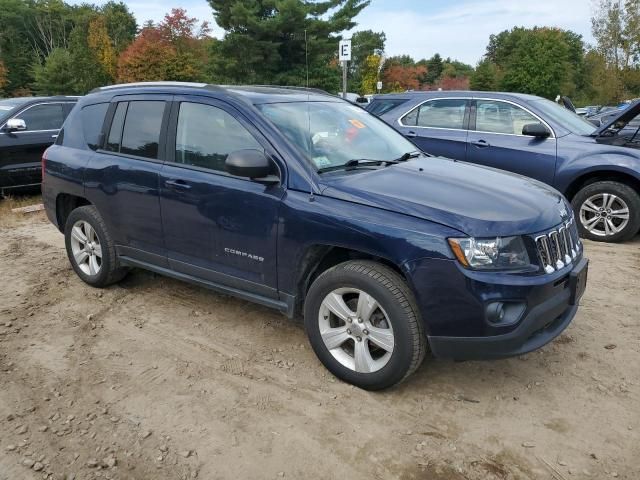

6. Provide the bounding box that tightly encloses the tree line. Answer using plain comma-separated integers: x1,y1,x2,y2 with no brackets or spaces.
0,0,638,104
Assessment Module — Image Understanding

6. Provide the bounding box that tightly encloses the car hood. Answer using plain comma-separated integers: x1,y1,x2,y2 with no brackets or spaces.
593,99,640,135
319,157,569,237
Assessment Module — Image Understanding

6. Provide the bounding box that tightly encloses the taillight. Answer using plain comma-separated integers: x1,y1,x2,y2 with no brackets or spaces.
41,149,48,183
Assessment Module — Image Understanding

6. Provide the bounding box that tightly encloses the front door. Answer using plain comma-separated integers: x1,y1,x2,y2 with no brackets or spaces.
0,102,67,188
159,98,284,298
395,98,469,159
466,99,558,185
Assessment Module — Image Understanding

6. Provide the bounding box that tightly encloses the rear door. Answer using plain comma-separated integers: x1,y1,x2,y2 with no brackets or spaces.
85,95,170,266
395,98,469,159
159,96,284,297
0,102,68,188
466,99,557,185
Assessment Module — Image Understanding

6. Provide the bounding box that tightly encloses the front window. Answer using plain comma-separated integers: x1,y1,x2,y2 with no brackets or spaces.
258,101,417,171
530,98,596,136
14,103,65,131
475,100,539,135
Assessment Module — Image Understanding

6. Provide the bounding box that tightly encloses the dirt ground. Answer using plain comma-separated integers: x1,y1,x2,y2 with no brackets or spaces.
0,202,638,480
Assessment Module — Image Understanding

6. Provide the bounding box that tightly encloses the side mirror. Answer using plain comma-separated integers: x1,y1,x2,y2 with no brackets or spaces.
225,149,279,183
522,123,551,138
4,118,27,132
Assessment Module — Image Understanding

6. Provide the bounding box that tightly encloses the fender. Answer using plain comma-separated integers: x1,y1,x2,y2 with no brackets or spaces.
554,148,640,195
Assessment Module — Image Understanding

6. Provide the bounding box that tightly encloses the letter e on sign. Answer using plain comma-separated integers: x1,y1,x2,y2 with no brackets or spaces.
339,40,351,61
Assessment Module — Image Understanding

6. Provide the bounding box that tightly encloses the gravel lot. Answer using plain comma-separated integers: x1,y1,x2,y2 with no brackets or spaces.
0,205,638,480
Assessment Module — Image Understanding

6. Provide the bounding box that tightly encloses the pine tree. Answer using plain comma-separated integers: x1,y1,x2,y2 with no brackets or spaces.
207,0,369,90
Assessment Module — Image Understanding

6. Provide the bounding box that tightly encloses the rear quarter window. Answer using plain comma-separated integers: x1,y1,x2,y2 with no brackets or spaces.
81,103,109,150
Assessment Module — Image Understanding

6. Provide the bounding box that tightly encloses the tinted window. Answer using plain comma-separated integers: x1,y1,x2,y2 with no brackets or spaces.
403,99,467,129
367,98,409,116
120,101,165,159
476,100,538,135
106,102,127,152
175,102,261,172
15,103,65,130
81,103,109,150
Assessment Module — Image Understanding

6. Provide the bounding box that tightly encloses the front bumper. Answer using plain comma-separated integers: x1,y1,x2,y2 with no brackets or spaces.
404,256,588,361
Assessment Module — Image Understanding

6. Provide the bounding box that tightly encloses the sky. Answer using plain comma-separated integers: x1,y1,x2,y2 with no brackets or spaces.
77,0,596,65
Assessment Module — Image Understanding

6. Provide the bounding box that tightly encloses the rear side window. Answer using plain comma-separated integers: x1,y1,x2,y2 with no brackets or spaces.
367,99,409,116
106,102,127,152
81,103,109,150
174,102,261,172
120,101,165,159
402,99,468,129
15,103,65,130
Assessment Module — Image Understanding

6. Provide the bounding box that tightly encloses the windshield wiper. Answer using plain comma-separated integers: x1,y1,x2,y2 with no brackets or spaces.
317,152,422,174
317,159,395,173
394,151,422,162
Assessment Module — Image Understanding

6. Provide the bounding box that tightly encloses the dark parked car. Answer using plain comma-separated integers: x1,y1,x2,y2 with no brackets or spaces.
43,82,588,390
368,92,640,243
0,96,78,195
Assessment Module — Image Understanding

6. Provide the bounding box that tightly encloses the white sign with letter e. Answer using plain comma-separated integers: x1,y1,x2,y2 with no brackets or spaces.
339,40,351,61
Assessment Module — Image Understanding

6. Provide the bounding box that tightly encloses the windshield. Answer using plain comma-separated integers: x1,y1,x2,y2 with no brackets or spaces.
0,99,23,122
530,98,597,136
257,101,417,171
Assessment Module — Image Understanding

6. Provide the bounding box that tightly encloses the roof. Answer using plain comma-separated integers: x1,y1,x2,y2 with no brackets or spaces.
89,82,340,104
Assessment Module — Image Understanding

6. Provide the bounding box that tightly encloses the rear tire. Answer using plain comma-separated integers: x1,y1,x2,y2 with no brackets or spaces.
304,260,426,390
64,205,128,287
571,181,640,243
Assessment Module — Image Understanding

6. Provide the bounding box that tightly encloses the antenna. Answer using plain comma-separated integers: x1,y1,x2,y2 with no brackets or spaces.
305,29,309,88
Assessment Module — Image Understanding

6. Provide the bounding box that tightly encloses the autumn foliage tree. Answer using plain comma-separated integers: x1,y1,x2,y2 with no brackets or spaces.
382,63,427,92
88,16,117,79
117,9,210,83
0,60,8,94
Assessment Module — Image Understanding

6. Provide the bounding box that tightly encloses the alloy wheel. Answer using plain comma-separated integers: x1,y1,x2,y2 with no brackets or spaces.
70,220,102,276
579,193,630,237
318,288,394,373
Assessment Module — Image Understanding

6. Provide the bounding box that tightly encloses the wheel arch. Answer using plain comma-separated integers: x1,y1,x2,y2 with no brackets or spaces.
563,169,640,201
292,244,410,319
55,193,92,232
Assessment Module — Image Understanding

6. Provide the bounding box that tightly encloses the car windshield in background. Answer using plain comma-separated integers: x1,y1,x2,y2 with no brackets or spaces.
367,98,409,116
0,99,24,122
258,101,417,171
530,98,597,136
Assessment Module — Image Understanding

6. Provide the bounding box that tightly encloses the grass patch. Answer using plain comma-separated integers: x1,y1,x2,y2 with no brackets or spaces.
0,194,44,227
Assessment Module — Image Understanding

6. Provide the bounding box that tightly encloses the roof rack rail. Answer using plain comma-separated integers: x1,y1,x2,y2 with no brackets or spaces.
89,81,209,94
249,85,330,96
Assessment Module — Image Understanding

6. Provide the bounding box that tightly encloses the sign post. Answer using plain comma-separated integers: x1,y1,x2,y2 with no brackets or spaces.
376,81,383,93
338,39,351,99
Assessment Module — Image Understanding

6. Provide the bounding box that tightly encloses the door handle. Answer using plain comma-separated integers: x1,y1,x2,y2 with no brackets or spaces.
51,134,58,139
405,131,417,138
164,179,191,190
471,139,490,148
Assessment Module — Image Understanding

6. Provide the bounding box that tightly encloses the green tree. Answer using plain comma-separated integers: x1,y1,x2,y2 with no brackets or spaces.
101,1,137,53
591,0,640,101
481,27,585,99
420,53,443,85
207,0,370,90
349,29,385,93
470,59,498,91
32,47,75,94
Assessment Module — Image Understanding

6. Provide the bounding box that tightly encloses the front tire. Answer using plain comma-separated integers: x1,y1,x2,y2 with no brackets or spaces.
304,260,426,390
64,205,128,287
572,181,640,243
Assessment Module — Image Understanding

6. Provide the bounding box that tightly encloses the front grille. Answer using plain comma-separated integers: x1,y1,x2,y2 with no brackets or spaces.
535,219,581,274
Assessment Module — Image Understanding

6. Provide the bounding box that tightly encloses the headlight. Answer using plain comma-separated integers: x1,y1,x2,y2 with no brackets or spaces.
448,236,530,270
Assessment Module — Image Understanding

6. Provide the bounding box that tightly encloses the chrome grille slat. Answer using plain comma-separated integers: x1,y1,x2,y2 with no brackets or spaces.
535,219,581,274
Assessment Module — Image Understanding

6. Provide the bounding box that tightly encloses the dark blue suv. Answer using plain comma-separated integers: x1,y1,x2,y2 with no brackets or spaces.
42,82,588,390
369,92,640,243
